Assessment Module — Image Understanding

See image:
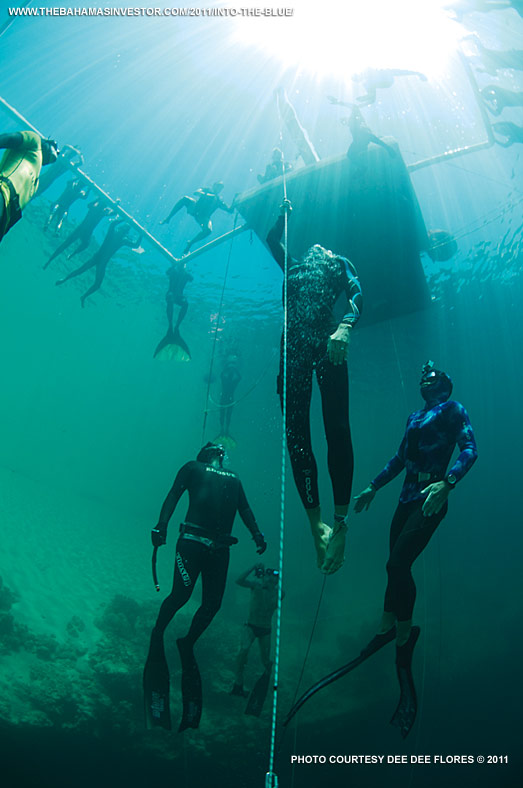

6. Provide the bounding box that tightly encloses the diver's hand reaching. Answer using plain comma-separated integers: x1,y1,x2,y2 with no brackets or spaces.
151,525,167,547
354,485,376,513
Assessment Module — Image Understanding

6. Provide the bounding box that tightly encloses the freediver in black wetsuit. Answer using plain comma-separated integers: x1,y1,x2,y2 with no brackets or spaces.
44,178,88,234
144,442,266,732
492,120,523,146
44,199,114,269
480,85,523,116
217,354,242,443
55,218,142,307
153,260,193,360
266,201,363,575
160,181,236,256
35,144,83,197
285,362,477,737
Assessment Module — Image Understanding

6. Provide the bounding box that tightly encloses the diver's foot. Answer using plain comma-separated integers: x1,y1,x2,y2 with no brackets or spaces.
55,278,65,286
310,521,332,569
230,683,249,698
321,518,348,574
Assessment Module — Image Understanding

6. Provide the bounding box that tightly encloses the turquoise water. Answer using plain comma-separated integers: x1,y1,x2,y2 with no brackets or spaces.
0,3,522,787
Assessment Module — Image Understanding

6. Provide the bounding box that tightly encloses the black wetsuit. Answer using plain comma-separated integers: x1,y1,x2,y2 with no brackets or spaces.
372,399,478,621
266,215,363,509
153,460,263,644
45,200,109,266
220,362,241,434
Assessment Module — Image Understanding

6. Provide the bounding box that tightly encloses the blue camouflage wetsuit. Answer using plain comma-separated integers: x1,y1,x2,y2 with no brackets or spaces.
267,214,363,510
372,399,478,621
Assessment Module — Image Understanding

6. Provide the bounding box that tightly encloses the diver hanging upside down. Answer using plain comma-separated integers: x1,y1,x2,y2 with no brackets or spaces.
266,200,363,575
144,442,266,732
285,362,477,737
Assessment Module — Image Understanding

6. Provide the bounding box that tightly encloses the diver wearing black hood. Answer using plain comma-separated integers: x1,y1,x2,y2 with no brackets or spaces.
144,443,266,732
284,363,477,737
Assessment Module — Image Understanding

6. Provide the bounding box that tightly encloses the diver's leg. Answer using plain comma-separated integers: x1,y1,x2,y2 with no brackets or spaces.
55,256,96,285
163,196,192,224
317,357,353,574
279,352,330,567
257,632,272,673
233,625,256,692
385,501,448,645
70,233,91,257
184,221,212,255
174,298,188,330
80,261,106,307
44,228,79,268
152,539,202,640
182,547,230,647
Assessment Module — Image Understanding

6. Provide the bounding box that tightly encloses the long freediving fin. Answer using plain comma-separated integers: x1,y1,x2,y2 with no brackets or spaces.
177,637,202,732
390,625,420,739
245,664,272,717
143,635,172,730
284,627,396,726
153,327,191,361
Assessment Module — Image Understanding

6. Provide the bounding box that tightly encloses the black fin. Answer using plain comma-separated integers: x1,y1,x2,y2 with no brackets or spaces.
284,627,396,726
177,638,202,732
143,634,172,730
245,665,272,717
153,328,191,361
390,626,421,739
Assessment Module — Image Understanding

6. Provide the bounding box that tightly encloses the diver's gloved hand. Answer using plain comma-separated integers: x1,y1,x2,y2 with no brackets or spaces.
254,532,267,555
151,524,167,547
279,199,292,216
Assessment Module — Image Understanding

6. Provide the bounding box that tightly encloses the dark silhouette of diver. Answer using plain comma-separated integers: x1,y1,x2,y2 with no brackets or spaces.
154,261,193,361
481,85,523,115
0,131,58,244
257,148,293,184
266,201,363,575
231,563,282,716
55,218,142,307
161,181,235,255
216,353,242,442
286,362,477,738
346,69,427,106
143,443,267,731
465,34,523,75
445,0,523,20
35,144,83,196
492,121,523,146
44,199,114,269
44,178,88,235
339,106,396,167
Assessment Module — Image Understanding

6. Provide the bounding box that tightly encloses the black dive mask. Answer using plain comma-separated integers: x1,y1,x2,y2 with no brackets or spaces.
197,442,225,466
420,360,453,404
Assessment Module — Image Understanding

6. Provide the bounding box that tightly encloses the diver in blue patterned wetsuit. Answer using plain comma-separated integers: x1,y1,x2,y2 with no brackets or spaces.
266,200,363,575
353,361,477,735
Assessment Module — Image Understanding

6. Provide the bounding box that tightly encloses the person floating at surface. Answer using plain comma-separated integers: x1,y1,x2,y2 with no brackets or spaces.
351,68,427,106
44,199,114,269
55,218,142,307
35,144,83,196
0,131,58,244
352,361,478,735
492,120,523,146
445,0,523,20
143,442,267,732
480,85,523,115
341,106,396,167
161,181,236,256
154,260,193,361
230,563,280,700
284,361,478,737
465,34,523,74
257,148,293,184
266,200,363,575
215,353,242,448
44,178,88,235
